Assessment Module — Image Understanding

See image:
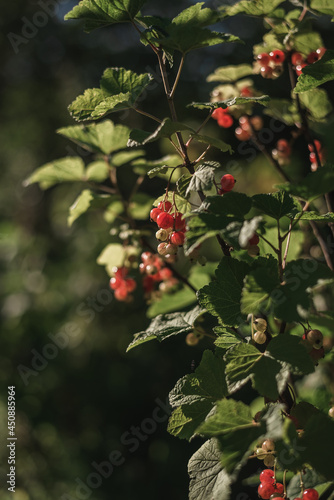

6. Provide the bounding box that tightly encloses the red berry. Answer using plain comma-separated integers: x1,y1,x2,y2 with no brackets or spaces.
260,66,273,78
302,489,319,500
157,200,172,211
294,498,303,500
308,140,322,152
277,139,291,157
274,483,284,494
109,276,124,290
248,234,260,246
235,126,251,141
291,52,304,66
270,49,285,64
316,47,326,58
170,231,185,246
156,212,174,229
257,53,270,65
125,278,137,292
150,207,162,222
212,107,228,119
259,469,274,483
113,266,128,278
141,251,154,263
240,86,254,97
296,63,307,76
250,115,264,131
258,482,276,499
220,174,235,191
307,51,319,64
174,212,186,231
114,286,128,301
159,267,173,280
217,113,233,128
239,116,251,131
143,275,154,293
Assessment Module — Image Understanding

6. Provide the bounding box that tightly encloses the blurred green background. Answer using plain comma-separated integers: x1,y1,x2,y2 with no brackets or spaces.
1,1,334,499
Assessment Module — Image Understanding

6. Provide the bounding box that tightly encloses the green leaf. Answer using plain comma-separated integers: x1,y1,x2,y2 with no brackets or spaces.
65,0,147,32
128,118,195,147
57,120,130,154
153,192,191,215
188,439,234,500
221,0,285,17
310,0,334,16
207,64,254,83
168,403,214,441
126,306,203,351
294,49,334,94
252,191,295,219
185,213,234,255
113,150,145,167
198,258,250,327
198,399,257,435
189,134,232,153
267,334,315,375
128,193,153,220
264,98,300,126
68,68,153,121
225,343,281,399
24,157,85,190
276,166,334,201
214,326,242,350
132,154,180,176
177,174,192,197
200,193,253,219
186,162,221,195
97,243,126,276
299,89,332,121
189,95,270,110
85,160,110,182
292,27,324,55
104,198,124,223
289,211,334,222
68,189,111,226
287,470,332,499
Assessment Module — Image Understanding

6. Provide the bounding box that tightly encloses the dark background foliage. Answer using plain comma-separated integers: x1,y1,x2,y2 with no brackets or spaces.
1,1,334,499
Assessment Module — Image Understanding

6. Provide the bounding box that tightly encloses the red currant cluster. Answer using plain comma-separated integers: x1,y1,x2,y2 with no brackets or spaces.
256,49,286,79
258,469,283,499
218,174,236,195
272,139,292,166
235,115,264,142
255,438,276,468
301,329,325,363
293,489,319,500
291,47,326,76
140,251,178,297
211,107,234,128
109,266,137,302
150,200,187,258
308,140,325,172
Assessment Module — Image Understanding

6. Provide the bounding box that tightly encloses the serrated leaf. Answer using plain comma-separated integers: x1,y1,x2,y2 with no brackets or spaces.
128,118,195,147
214,326,242,350
199,193,253,219
294,50,334,93
85,160,110,182
252,191,295,219
198,399,257,435
168,403,213,440
264,98,300,126
147,165,169,178
132,154,180,175
112,149,145,167
68,189,111,226
24,157,85,190
299,88,332,121
207,64,254,83
189,134,232,153
267,334,315,375
289,211,334,222
186,162,221,196
188,439,234,500
65,0,147,32
177,174,192,197
57,120,130,154
68,68,153,122
189,95,270,110
276,166,334,201
198,258,250,327
97,243,126,276
224,343,281,399
221,0,285,17
126,306,203,351
292,25,324,55
310,0,334,16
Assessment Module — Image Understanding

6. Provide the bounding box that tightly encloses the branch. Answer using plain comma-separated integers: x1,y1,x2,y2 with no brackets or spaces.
169,55,185,100
133,108,162,123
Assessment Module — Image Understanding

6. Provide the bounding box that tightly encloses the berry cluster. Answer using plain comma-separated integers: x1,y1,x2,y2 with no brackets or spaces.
308,140,325,172
256,49,286,79
253,317,267,344
235,115,264,142
218,174,236,195
109,266,137,302
150,200,186,258
258,468,284,499
302,329,325,363
140,251,178,297
211,107,234,128
291,47,326,76
272,139,292,166
255,438,276,467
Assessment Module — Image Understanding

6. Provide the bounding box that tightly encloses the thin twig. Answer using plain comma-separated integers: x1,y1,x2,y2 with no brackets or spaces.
170,55,185,100
194,145,211,165
186,111,213,147
88,182,117,195
282,221,292,270
133,108,162,123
